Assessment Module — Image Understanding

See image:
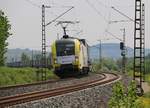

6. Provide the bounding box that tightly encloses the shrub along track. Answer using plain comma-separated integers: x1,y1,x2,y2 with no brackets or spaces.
0,72,120,107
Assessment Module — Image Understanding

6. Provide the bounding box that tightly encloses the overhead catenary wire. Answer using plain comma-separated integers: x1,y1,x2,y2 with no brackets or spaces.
96,0,109,8
95,1,133,49
112,5,134,8
85,0,121,44
24,0,41,8
49,5,75,8
85,0,108,23
95,0,118,41
105,30,122,41
46,6,74,26
104,2,111,40
47,0,75,8
109,20,132,24
24,0,74,13
111,6,137,24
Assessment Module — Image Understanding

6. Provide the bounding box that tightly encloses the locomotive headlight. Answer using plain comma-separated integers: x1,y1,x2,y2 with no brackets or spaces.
54,58,57,64
73,56,78,65
75,56,79,61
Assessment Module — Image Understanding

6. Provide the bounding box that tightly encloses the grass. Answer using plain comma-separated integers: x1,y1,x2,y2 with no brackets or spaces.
145,73,150,84
127,70,150,83
139,85,150,108
0,67,58,87
139,92,150,108
125,70,150,107
143,92,150,98
139,97,150,108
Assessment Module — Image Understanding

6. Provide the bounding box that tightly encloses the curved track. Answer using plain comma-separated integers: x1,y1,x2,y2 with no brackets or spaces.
0,73,104,97
0,73,120,107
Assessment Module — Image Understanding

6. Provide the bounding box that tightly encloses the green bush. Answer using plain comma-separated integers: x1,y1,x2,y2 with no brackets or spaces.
91,58,119,72
109,81,142,108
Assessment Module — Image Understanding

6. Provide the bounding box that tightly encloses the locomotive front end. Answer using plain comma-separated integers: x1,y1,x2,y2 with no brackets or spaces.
51,39,80,77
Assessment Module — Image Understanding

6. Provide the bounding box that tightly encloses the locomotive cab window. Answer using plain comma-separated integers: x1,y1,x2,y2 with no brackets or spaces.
56,41,75,56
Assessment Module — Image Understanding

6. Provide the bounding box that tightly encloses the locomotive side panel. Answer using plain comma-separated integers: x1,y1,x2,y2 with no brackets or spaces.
79,40,90,73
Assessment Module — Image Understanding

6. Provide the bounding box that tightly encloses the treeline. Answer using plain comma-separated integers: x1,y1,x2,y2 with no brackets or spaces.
7,52,52,68
92,53,150,74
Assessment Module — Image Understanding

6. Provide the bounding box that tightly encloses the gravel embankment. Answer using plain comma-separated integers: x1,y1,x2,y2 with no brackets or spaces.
9,73,132,108
0,73,103,97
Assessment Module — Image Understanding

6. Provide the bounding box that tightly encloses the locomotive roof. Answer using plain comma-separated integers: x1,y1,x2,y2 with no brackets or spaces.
56,38,75,43
55,37,88,46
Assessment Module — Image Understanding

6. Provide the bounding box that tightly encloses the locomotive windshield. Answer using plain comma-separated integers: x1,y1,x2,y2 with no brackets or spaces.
56,41,75,56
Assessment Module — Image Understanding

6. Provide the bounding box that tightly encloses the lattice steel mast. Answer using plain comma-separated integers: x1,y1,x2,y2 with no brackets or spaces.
40,5,74,81
133,0,145,95
41,4,47,81
141,4,145,82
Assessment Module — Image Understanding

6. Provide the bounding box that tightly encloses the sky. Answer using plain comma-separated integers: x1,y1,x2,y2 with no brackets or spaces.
0,0,149,51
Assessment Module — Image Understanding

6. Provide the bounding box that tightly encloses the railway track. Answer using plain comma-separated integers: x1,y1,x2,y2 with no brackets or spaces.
0,72,120,108
0,77,80,97
0,73,104,97
0,79,58,90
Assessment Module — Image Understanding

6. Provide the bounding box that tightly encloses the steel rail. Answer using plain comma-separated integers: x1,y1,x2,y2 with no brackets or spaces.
0,74,104,98
0,73,119,107
0,73,102,90
0,77,80,90
0,74,106,101
0,79,58,90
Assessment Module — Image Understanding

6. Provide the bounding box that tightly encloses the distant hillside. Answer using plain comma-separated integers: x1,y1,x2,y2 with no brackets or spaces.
5,43,150,62
89,43,132,60
89,43,150,60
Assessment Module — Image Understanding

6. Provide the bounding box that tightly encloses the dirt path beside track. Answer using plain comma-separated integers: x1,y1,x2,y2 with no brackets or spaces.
142,82,150,93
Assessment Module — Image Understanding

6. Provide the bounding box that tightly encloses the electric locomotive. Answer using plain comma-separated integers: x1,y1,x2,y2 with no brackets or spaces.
51,34,90,77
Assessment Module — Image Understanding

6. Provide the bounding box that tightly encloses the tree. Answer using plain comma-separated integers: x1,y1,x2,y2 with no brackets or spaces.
146,53,150,59
145,54,150,74
21,53,30,66
102,58,118,71
116,58,122,70
0,10,11,66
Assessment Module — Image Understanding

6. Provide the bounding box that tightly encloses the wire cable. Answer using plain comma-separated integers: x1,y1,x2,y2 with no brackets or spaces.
105,30,122,41
85,0,108,23
46,7,74,26
96,0,109,8
24,0,40,8
111,6,136,24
